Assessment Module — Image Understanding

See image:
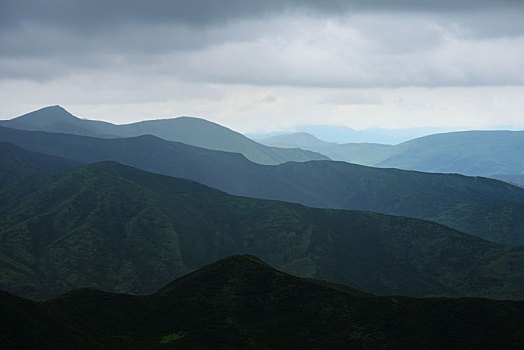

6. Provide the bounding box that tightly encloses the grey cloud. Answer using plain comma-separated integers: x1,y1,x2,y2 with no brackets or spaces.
1,0,524,88
438,10,524,39
0,0,281,30
1,1,522,59
323,92,382,105
2,0,523,30
0,21,251,57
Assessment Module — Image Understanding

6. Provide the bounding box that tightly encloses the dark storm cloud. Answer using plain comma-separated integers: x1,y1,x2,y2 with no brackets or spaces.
2,0,523,30
2,0,522,55
1,0,523,87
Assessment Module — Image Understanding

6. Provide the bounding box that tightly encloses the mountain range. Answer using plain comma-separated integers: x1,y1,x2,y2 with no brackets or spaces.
260,130,524,177
2,105,524,348
6,106,524,178
0,106,328,165
2,142,524,301
260,132,393,164
2,125,524,245
2,255,524,349
251,125,450,144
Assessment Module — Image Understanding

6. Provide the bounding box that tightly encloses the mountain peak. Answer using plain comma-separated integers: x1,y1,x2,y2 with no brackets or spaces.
159,254,370,299
44,105,65,111
11,105,78,124
159,254,274,292
28,105,74,117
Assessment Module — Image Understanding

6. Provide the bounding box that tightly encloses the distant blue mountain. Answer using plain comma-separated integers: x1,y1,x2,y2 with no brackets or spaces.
252,125,454,145
260,129,524,177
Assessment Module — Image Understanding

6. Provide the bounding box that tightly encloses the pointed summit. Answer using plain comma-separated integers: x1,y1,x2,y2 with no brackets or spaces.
17,105,77,122
1,105,78,131
159,254,278,293
0,106,116,137
159,254,368,298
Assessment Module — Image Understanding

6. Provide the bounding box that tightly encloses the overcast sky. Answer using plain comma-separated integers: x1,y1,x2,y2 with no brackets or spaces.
1,0,524,133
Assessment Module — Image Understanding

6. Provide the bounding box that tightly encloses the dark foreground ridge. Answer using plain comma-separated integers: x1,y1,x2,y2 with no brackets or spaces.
2,255,524,349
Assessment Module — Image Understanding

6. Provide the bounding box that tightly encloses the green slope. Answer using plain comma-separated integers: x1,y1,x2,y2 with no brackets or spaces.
2,255,524,349
1,145,524,300
2,127,524,245
0,106,329,165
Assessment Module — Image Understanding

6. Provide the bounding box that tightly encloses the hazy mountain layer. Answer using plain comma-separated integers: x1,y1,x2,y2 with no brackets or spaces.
260,132,393,164
376,130,524,175
0,106,329,165
253,125,446,144
2,127,524,245
2,144,524,300
2,255,524,349
262,130,524,177
5,106,524,175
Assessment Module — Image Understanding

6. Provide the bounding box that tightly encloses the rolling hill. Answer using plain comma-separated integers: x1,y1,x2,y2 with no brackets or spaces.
1,143,524,300
375,130,524,176
262,130,524,178
2,127,524,245
0,106,329,165
2,255,524,349
260,132,393,164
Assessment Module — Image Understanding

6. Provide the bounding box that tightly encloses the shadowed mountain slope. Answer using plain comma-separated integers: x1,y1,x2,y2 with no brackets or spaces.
492,174,524,187
2,127,524,245
0,141,80,178
2,255,524,349
1,145,524,300
0,106,329,165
